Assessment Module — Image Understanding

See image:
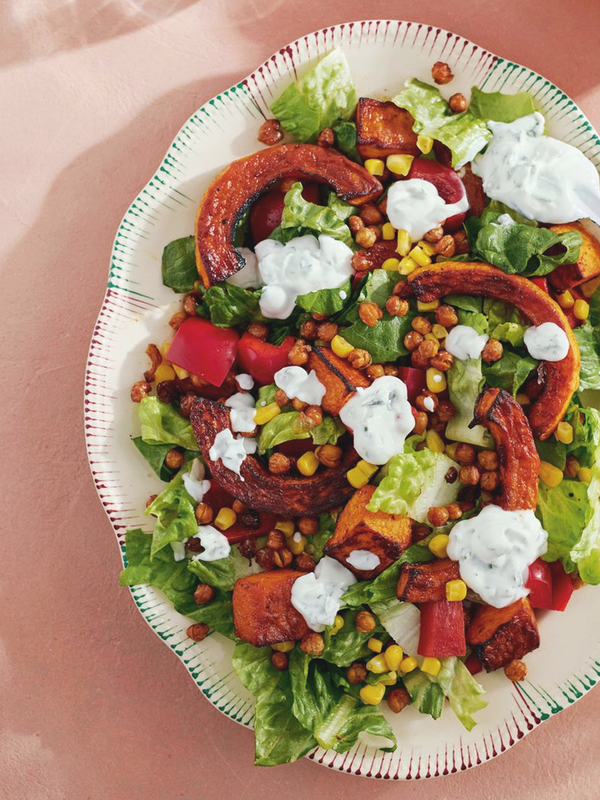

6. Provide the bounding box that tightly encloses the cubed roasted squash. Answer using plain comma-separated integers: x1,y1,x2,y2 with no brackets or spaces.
307,346,371,416
474,388,539,511
548,222,600,292
396,558,460,603
233,570,308,646
355,98,419,160
324,485,412,578
467,597,540,672
195,143,382,286
190,398,359,515
409,261,580,440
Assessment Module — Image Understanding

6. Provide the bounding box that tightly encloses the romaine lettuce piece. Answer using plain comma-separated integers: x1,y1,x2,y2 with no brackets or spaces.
402,671,444,720
145,468,198,556
392,79,490,167
368,436,461,520
137,396,198,451
446,358,494,447
258,410,345,454
469,87,536,123
271,49,357,143
574,323,600,390
369,599,421,657
198,282,262,327
270,181,354,247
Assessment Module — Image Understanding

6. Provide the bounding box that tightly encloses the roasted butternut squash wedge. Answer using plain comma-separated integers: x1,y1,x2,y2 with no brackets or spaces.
324,485,412,578
396,558,460,603
307,346,371,416
474,388,539,511
355,98,419,160
409,262,580,440
233,571,309,646
548,222,600,292
467,597,540,672
195,143,383,286
190,398,359,515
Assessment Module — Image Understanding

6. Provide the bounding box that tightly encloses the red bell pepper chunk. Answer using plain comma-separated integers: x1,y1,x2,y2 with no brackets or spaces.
549,560,574,611
526,558,554,610
408,158,467,232
397,366,427,403
168,317,238,387
465,652,483,676
203,482,277,543
531,277,549,294
418,599,467,658
250,184,320,243
236,333,295,386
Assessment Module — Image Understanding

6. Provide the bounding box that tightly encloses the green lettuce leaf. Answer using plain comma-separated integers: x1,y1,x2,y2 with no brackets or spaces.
536,479,590,570
270,181,354,247
137,397,198,451
368,436,461,521
392,79,490,167
187,548,259,592
256,383,277,407
446,359,494,447
271,49,357,143
574,323,600,390
342,312,415,363
435,657,487,730
402,671,445,720
119,529,236,638
310,513,336,561
571,451,600,584
320,609,386,668
145,468,197,556
233,644,316,765
132,437,198,482
161,236,197,293
258,411,345,454
483,352,538,397
469,87,536,123
296,280,352,315
469,209,582,277
288,651,396,752
198,283,262,327
369,599,421,657
332,120,361,162
445,294,483,313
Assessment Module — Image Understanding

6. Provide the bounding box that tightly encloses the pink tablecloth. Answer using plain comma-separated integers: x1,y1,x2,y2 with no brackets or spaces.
3,0,600,796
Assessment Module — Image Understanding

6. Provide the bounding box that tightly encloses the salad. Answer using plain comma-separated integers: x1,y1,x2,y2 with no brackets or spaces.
120,49,600,766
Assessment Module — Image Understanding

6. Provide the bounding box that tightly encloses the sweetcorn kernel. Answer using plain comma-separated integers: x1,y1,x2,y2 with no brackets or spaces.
382,222,396,240
418,240,437,257
214,507,237,530
330,615,345,635
347,466,369,489
426,429,445,453
421,657,441,676
378,671,398,686
410,246,432,267
298,451,319,476
364,158,386,176
368,638,383,653
360,683,386,705
396,229,412,257
366,654,389,674
417,299,441,311
357,460,378,478
386,153,414,176
400,656,418,673
417,135,434,154
382,257,401,271
172,364,190,380
331,334,354,358
574,299,590,321
556,290,575,310
399,256,418,275
555,421,574,444
272,641,295,652
429,534,450,559
445,579,468,601
254,402,281,425
384,645,404,672
578,467,592,483
432,324,448,339
275,520,294,536
154,363,176,383
539,460,564,487
426,367,447,393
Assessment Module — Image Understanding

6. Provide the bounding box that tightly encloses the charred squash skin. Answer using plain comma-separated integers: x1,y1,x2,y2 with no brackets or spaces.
467,597,540,672
195,144,383,286
548,222,600,292
307,346,371,416
473,388,539,511
190,398,359,515
355,98,419,160
409,262,580,440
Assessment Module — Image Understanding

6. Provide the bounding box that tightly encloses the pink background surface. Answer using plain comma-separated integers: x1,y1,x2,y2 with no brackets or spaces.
3,1,600,797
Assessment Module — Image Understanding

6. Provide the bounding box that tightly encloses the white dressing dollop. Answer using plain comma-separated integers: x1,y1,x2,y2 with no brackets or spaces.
225,392,257,433
445,324,489,361
447,504,548,608
291,556,357,631
182,458,211,502
386,178,469,241
190,525,232,562
208,429,257,478
255,234,353,319
472,112,600,223
339,376,415,465
274,365,326,406
171,541,187,562
236,373,254,391
227,248,261,289
524,322,570,362
346,550,381,571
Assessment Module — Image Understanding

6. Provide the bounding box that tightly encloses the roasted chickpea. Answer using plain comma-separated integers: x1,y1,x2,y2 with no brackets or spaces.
359,302,383,327
347,349,372,369
317,322,339,341
412,316,432,335
455,443,476,465
404,330,424,351
449,93,468,113
359,203,384,225
298,517,319,536
299,319,318,340
169,311,187,331
316,444,342,468
287,339,311,366
366,364,385,380
267,529,286,550
304,405,323,428
459,465,481,485
446,502,463,520
435,304,458,328
482,339,503,363
186,623,209,642
273,548,293,568
383,364,399,377
179,392,197,418
428,506,450,527
247,321,269,341
255,546,276,570
355,610,376,633
258,118,283,146
300,632,325,656
268,453,293,474
387,687,411,713
434,235,456,258
295,553,316,572
416,338,439,360
193,584,215,606
165,449,184,469
393,280,412,298
424,226,444,243
480,470,500,492
386,296,409,317
477,450,499,471
453,230,470,255
274,388,289,407
565,455,580,479
195,502,214,525
412,411,428,435
317,127,335,148
355,227,378,249
346,662,368,684
504,659,527,682
131,380,152,402
437,400,456,422
146,494,157,509
271,651,289,670
416,393,439,413
430,350,453,372
292,397,307,412
431,60,454,84
411,349,431,369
